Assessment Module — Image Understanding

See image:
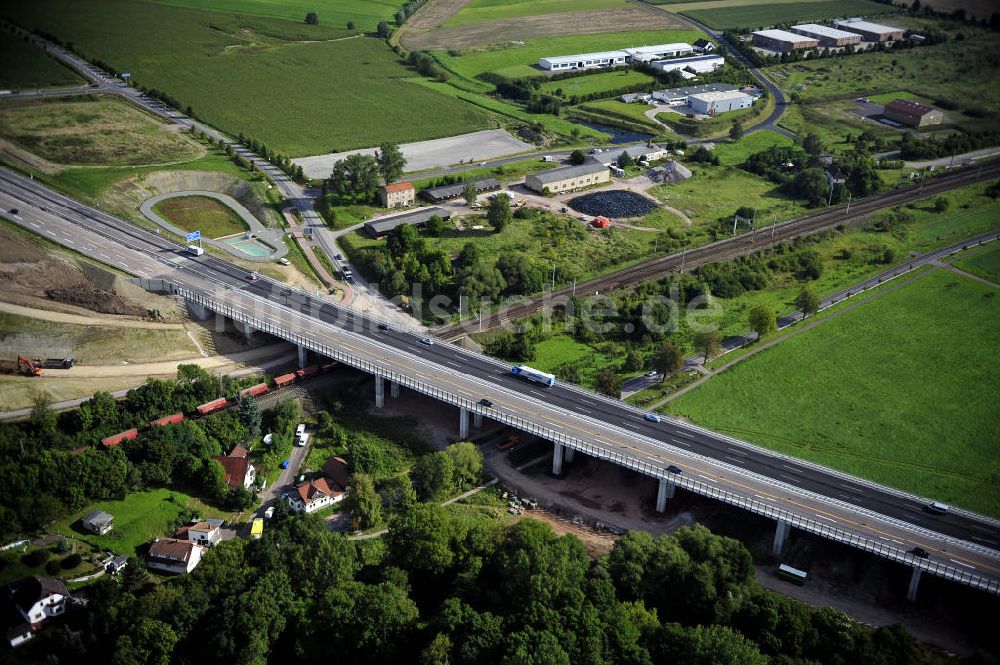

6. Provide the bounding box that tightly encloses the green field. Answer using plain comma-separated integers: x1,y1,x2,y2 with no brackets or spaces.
149,0,401,30
433,29,704,81
680,0,895,30
570,99,663,133
0,98,203,166
710,130,795,166
951,242,1000,284
667,268,1000,516
152,195,249,238
539,70,656,99
5,0,493,156
0,34,82,89
445,0,628,26
52,488,233,556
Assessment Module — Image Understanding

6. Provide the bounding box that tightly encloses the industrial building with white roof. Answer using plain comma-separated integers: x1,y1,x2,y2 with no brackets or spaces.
833,18,905,41
790,23,862,47
538,43,693,71
751,29,819,52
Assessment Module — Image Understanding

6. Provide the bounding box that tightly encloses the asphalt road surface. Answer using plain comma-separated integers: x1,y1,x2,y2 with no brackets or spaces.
2,169,998,590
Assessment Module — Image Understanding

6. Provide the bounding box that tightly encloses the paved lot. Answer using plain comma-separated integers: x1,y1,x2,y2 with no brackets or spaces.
292,129,533,179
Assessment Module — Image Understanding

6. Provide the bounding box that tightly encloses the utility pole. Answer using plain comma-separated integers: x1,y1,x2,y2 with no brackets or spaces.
845,191,852,214
681,246,687,271
827,181,836,207
976,164,983,184
551,266,556,290
572,279,576,297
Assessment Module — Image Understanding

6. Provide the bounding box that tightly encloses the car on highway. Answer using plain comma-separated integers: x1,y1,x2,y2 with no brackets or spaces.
377,322,390,331
910,547,929,559
479,398,494,407
263,506,275,520
420,337,434,345
7,208,18,215
666,465,682,474
246,273,259,281
644,413,661,423
926,501,950,514
334,253,343,261
645,371,658,378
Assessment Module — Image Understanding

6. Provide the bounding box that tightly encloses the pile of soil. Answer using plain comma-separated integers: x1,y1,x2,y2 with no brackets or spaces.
44,286,156,317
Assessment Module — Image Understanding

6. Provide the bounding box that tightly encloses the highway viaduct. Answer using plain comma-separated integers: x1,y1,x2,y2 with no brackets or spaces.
1,168,998,603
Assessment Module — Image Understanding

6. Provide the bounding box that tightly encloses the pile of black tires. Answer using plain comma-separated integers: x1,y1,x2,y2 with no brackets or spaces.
567,191,657,218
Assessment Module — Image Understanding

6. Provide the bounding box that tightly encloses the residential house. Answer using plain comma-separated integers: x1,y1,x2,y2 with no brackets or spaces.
323,456,351,490
81,509,114,535
693,38,715,53
825,164,846,188
286,477,344,514
105,555,129,574
212,443,256,490
147,537,204,574
380,182,415,208
185,520,223,547
9,577,69,628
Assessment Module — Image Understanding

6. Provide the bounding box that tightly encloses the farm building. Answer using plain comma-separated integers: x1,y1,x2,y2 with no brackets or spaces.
539,50,628,71
693,39,715,53
421,178,500,203
363,207,451,237
650,55,725,75
752,29,819,52
380,181,415,209
883,99,943,127
593,144,669,166
689,90,755,115
834,18,905,42
623,43,694,62
525,163,610,194
790,24,862,47
651,82,738,106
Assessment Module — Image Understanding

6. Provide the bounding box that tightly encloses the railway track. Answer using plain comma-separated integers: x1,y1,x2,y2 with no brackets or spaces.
436,160,1000,338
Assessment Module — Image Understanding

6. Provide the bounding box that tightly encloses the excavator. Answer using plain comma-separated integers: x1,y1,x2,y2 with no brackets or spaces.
17,356,42,377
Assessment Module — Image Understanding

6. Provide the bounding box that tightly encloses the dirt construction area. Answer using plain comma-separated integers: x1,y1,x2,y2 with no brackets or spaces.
401,6,687,51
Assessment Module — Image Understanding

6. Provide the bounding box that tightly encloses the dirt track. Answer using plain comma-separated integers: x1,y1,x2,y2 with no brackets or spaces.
0,301,184,329
402,6,685,51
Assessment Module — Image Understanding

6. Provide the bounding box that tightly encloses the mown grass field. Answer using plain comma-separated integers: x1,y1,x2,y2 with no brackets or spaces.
680,0,895,30
0,98,203,166
5,0,493,156
570,99,663,134
0,35,82,89
950,242,1000,284
152,195,249,238
52,488,234,556
539,70,656,99
445,0,628,26
666,267,1000,517
150,0,401,30
433,28,703,81
710,130,794,166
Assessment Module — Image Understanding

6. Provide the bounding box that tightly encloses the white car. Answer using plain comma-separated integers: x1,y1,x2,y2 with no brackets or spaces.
296,432,309,447
295,423,306,437
263,506,275,520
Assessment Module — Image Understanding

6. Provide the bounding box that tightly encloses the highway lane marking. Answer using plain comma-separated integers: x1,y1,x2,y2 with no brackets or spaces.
46,230,56,236
676,430,694,438
814,514,838,523
840,483,863,493
65,239,75,245
725,455,743,463
781,464,800,473
544,421,562,428
575,406,592,414
671,438,691,447
780,474,800,484
697,474,715,483
29,222,39,228
99,253,111,259
949,559,975,569
726,448,748,456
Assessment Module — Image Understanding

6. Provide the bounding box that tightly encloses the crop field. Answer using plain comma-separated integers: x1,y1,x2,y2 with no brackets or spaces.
951,243,1000,284
445,0,628,26
4,0,493,156
539,70,655,98
432,29,703,81
0,36,81,89
150,0,401,30
680,0,896,30
53,488,231,556
152,195,249,238
667,268,1000,517
0,98,203,167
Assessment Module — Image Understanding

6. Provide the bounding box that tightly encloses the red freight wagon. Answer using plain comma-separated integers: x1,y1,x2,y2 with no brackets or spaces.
240,383,269,398
102,428,138,448
149,412,184,427
273,373,296,387
295,365,320,379
196,397,229,415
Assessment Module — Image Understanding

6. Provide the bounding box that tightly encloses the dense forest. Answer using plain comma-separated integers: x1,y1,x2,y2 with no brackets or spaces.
2,504,966,665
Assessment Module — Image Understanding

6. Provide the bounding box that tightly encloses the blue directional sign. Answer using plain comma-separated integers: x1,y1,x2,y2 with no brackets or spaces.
186,230,201,242
121,72,131,79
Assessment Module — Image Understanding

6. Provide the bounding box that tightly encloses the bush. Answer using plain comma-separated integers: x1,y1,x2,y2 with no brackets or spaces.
45,560,61,575
61,553,83,569
22,549,50,567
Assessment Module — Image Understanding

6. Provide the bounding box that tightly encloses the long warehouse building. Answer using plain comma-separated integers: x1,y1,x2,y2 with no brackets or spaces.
752,29,819,52
525,163,609,193
834,18,905,41
790,23,862,47
650,54,725,74
539,43,693,71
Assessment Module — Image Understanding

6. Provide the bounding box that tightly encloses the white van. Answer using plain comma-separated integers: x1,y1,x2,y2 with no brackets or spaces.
295,423,306,437
296,432,309,447
927,502,950,514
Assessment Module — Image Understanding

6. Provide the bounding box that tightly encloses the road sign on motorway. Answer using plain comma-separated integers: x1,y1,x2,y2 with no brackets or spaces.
121,72,131,79
186,230,201,241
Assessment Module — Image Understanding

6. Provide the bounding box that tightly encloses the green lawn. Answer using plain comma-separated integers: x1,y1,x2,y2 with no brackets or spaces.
950,242,1000,284
710,130,795,167
433,29,704,81
411,159,556,187
152,195,249,238
681,0,896,30
539,70,656,99
52,488,232,556
149,0,401,30
667,268,1000,517
445,0,628,26
5,0,493,156
0,34,82,89
0,98,203,166
572,99,662,133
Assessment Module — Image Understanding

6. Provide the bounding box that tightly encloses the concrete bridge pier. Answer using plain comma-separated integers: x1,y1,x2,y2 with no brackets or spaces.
772,519,791,556
655,478,676,513
473,412,482,428
552,443,565,475
459,407,469,439
374,376,384,408
187,301,210,321
298,344,309,368
564,447,575,464
390,380,400,398
907,567,923,602
234,321,255,344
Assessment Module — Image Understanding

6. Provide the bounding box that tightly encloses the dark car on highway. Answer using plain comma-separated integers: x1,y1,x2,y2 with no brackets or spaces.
910,547,929,559
666,465,682,474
